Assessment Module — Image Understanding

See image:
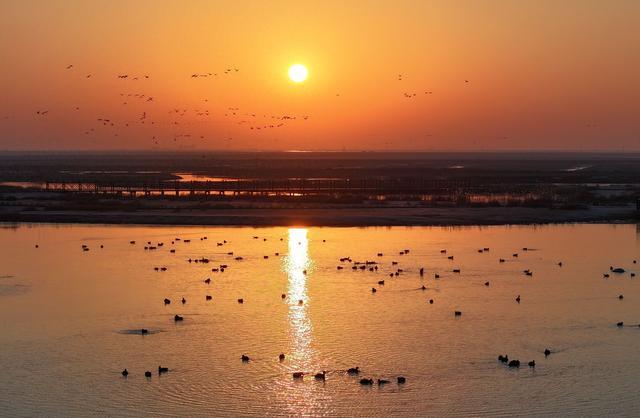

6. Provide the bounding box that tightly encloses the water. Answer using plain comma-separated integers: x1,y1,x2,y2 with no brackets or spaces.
0,223,638,417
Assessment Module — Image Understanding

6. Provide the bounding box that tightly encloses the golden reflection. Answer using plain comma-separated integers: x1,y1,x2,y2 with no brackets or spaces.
284,228,313,367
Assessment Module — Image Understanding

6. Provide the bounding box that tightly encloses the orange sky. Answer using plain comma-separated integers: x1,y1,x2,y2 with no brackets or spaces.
0,0,639,151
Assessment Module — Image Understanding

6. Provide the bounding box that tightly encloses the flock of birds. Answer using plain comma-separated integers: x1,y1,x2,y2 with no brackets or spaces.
2,61,623,149
26,64,316,148
36,233,638,385
6,64,482,150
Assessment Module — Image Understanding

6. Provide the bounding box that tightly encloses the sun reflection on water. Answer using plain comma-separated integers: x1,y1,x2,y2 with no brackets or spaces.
285,228,314,367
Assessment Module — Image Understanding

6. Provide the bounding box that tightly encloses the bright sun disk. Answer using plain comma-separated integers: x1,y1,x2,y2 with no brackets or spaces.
288,64,308,83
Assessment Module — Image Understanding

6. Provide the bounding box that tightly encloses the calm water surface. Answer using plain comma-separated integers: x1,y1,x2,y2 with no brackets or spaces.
0,223,639,417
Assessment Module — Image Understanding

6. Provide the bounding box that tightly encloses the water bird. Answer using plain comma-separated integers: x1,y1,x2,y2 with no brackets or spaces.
174,315,184,321
378,280,385,285
603,273,610,278
454,310,462,316
498,355,508,363
314,371,326,381
182,297,186,304
429,299,434,304
484,281,490,286
508,360,520,368
141,328,148,335
612,268,626,273
145,371,152,378
164,298,171,305
360,378,374,385
617,321,624,327
619,295,624,299
371,287,377,293
206,295,212,301
122,369,129,377
293,372,304,379
434,274,440,278
377,379,390,385
421,285,426,290
158,366,168,374
453,269,461,273
281,294,286,299
516,295,521,303
279,353,285,361
298,300,304,305
238,298,244,304
347,367,360,375
528,360,536,368
544,349,551,356
241,354,250,362
499,259,505,263
204,278,211,284
397,376,406,384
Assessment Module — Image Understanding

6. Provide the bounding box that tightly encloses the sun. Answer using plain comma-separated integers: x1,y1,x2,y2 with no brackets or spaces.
288,64,308,83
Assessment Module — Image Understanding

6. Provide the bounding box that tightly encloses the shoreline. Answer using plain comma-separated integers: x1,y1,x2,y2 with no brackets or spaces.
1,206,636,227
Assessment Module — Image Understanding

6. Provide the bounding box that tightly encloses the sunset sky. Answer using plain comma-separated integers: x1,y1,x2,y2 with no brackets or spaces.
1,0,639,151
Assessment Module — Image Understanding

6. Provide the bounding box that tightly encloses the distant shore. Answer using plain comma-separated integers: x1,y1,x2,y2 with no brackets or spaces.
0,206,636,226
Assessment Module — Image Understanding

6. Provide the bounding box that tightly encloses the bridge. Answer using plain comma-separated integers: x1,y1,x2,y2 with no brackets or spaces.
41,178,480,197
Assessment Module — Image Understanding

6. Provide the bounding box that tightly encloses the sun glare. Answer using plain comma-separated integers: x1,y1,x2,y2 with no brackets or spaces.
288,64,308,83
